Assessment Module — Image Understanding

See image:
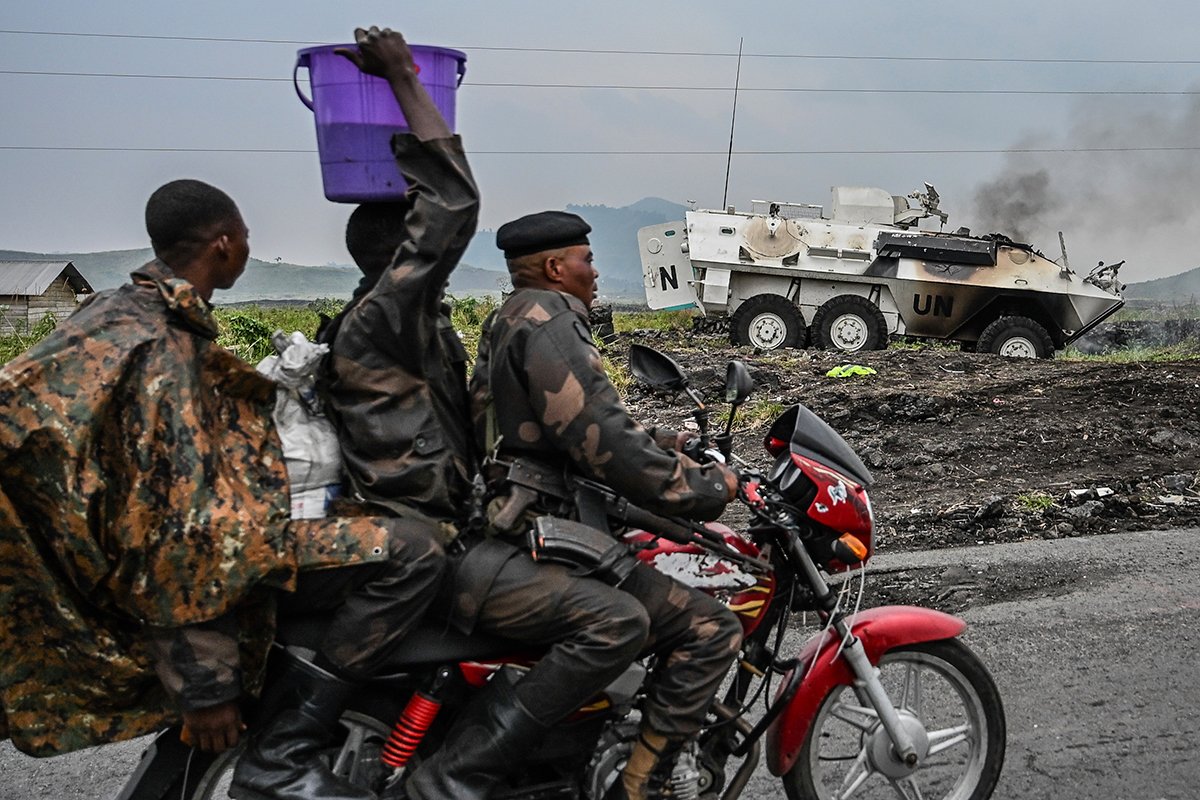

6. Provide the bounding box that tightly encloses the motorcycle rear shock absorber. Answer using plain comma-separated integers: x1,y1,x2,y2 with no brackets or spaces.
381,666,453,769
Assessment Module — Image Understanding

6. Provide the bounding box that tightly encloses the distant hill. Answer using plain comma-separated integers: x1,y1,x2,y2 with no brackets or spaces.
1,195,686,305
0,248,508,304
1124,265,1200,303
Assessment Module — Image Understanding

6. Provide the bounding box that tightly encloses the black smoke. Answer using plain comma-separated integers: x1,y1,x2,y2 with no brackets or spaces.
967,93,1200,280
972,169,1057,244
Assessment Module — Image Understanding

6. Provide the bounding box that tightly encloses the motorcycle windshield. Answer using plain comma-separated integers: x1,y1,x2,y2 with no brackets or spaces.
767,404,874,487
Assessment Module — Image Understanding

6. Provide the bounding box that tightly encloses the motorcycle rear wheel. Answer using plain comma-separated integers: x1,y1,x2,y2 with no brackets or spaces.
784,639,1005,800
187,711,393,799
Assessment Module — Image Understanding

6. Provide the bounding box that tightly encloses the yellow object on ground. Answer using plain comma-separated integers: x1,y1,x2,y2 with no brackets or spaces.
826,364,878,378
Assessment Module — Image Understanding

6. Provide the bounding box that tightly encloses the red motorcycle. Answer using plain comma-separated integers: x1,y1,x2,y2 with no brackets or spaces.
120,345,1005,800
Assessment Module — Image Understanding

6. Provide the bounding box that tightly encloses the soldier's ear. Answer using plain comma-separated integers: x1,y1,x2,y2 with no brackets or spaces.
543,255,561,283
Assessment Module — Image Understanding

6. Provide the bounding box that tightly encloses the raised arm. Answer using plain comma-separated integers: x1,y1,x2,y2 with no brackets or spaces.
336,26,452,142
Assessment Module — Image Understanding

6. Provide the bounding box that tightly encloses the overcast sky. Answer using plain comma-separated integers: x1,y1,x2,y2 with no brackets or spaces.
2,1,1198,282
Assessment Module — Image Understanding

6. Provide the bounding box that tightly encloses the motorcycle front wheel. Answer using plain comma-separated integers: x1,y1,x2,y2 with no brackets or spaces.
187,711,393,799
784,639,1005,800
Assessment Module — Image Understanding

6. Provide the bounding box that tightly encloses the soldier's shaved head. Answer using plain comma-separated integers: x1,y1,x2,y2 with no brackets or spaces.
145,179,243,260
507,248,569,289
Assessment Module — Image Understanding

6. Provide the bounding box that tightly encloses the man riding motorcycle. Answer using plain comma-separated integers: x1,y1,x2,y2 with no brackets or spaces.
469,210,744,800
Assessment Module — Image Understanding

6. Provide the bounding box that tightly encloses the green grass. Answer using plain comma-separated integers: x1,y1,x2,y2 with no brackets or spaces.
734,398,788,430
214,302,333,364
1061,341,1200,362
889,337,960,352
742,349,807,370
0,312,58,364
12,301,1194,371
1014,491,1056,513
612,309,696,333
604,354,633,394
712,398,787,431
449,295,499,363
1112,302,1200,322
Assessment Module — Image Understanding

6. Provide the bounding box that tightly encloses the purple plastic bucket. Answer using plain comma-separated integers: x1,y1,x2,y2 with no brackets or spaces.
294,44,467,203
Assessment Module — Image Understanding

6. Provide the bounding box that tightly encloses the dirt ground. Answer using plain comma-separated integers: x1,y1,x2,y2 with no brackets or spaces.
612,331,1200,606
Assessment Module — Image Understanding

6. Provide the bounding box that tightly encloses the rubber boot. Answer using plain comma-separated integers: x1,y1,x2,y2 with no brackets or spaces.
230,657,375,800
404,670,549,800
620,730,685,800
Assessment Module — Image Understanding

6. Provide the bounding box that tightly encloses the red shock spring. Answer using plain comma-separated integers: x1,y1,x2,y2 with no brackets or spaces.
381,691,442,769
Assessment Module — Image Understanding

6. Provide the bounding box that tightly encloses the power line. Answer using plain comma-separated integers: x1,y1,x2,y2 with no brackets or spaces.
3,69,288,83
3,145,1197,155
3,70,1198,95
2,28,1199,65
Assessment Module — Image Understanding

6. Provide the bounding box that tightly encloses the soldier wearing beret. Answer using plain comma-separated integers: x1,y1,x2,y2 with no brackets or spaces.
465,210,744,800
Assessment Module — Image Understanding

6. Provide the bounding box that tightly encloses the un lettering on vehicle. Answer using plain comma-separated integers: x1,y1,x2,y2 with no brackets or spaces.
913,293,954,317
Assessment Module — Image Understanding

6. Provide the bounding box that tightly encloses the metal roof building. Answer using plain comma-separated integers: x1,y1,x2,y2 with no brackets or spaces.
0,261,94,335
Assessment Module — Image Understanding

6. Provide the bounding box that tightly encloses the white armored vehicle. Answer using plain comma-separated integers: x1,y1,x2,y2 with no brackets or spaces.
637,185,1125,357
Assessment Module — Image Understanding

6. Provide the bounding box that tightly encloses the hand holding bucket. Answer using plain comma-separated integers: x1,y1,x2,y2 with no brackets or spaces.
334,27,421,82
294,28,467,203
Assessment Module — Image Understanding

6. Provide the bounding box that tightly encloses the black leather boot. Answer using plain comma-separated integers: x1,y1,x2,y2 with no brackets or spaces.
403,670,549,800
230,657,375,800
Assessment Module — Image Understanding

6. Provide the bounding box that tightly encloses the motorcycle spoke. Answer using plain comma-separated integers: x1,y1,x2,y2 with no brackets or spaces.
835,747,874,798
899,662,924,717
829,700,880,733
926,722,972,757
889,775,926,800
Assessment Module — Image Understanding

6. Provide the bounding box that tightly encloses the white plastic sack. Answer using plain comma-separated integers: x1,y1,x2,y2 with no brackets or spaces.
257,331,343,517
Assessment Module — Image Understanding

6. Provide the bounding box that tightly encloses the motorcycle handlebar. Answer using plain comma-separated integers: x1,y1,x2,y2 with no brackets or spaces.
610,497,769,573
568,475,769,572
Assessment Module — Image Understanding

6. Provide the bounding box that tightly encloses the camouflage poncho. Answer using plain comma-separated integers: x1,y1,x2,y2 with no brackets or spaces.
0,262,387,756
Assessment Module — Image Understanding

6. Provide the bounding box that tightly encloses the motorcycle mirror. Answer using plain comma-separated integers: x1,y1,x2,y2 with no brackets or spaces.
629,344,690,392
724,361,754,407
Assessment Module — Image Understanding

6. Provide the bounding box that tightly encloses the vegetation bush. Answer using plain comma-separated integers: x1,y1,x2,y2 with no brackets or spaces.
0,312,57,364
3,299,1198,370
0,297,499,367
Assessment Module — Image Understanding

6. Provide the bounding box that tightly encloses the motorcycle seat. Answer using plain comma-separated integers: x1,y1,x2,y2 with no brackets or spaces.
275,612,529,667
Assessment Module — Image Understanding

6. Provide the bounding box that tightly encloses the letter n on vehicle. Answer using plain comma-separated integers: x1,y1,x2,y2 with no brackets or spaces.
660,265,679,291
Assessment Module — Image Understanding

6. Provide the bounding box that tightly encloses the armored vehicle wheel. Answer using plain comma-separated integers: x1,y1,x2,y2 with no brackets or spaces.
731,294,807,350
977,316,1054,358
811,295,887,353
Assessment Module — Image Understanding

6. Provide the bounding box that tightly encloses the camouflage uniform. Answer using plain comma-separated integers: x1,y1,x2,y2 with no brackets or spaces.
0,262,397,757
324,134,480,523
323,139,653,740
470,287,744,738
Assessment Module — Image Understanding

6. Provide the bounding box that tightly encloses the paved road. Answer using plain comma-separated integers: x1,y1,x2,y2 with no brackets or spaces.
4,527,1199,798
905,527,1200,800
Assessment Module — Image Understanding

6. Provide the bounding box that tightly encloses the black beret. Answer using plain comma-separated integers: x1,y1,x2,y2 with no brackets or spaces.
496,211,591,259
